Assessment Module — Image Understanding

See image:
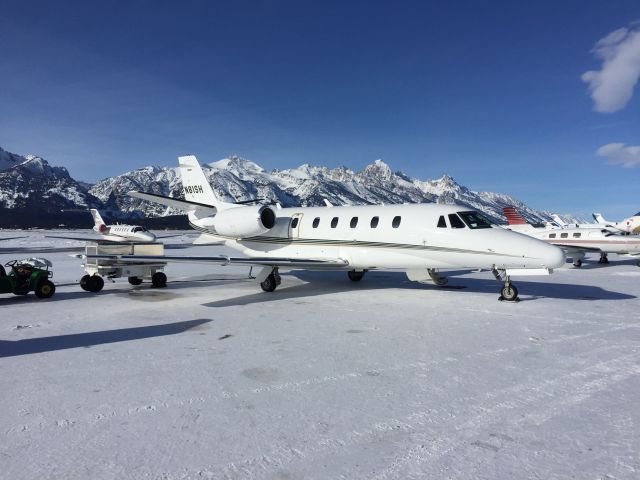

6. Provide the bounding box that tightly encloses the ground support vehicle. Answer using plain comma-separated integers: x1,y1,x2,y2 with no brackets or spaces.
0,257,55,299
79,242,167,292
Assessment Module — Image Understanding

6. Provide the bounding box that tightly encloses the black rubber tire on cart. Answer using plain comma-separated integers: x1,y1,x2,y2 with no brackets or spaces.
128,276,143,286
35,279,55,299
82,275,104,293
500,283,519,301
80,275,92,291
151,272,167,288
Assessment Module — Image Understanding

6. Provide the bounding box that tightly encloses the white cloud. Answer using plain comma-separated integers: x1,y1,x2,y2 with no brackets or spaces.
582,25,640,113
596,142,640,167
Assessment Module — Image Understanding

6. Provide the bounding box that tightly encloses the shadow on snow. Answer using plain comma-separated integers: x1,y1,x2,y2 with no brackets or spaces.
203,270,636,308
0,318,212,358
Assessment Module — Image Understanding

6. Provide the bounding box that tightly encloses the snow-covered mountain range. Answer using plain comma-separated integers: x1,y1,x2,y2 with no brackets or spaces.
0,146,582,226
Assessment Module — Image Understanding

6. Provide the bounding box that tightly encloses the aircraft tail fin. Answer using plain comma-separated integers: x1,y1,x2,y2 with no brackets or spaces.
178,155,234,211
592,213,609,225
90,209,107,232
503,207,529,225
551,214,567,227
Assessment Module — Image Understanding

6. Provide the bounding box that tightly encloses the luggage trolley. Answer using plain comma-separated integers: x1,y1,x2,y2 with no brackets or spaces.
80,242,168,292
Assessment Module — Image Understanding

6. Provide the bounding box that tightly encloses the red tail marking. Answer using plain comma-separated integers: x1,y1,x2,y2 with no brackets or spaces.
503,207,528,225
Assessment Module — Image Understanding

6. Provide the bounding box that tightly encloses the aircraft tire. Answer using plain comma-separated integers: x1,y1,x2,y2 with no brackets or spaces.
573,259,582,268
260,273,277,292
500,283,518,301
128,276,143,286
35,279,55,299
348,270,365,282
151,272,167,288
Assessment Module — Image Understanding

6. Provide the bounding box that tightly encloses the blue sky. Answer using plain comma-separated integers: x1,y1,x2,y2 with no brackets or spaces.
1,0,638,217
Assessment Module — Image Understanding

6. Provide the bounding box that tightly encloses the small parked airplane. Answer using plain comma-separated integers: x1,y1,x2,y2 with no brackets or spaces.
503,207,640,267
593,212,640,234
89,155,566,302
48,209,156,243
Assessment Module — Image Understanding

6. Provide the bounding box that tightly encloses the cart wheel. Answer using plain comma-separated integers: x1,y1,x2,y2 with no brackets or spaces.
80,274,92,291
151,272,167,288
84,275,104,293
35,279,55,299
128,276,143,286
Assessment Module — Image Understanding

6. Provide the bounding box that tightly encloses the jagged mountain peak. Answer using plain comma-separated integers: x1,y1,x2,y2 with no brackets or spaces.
210,155,264,175
1,145,584,226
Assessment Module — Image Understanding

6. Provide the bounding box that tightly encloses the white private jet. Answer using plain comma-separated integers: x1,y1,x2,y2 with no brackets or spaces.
503,207,640,267
101,155,567,301
48,209,157,244
593,212,640,234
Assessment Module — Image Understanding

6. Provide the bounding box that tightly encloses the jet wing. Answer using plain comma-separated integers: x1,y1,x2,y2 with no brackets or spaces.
556,244,602,253
128,191,216,215
83,254,349,269
0,236,27,241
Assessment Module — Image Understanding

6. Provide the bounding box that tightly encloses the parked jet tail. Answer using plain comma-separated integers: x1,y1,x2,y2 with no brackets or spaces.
178,155,235,211
90,209,107,232
503,207,529,225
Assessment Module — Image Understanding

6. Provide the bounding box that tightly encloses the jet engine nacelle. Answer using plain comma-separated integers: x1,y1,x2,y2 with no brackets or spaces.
211,205,276,238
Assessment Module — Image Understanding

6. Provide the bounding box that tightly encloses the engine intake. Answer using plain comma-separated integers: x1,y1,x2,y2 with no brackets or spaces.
211,205,276,238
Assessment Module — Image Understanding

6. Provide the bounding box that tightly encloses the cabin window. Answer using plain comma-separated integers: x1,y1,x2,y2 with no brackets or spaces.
457,211,492,229
331,217,339,228
370,216,379,228
448,213,465,229
291,218,299,229
312,217,320,228
350,217,358,228
392,216,401,228
560,232,568,238
549,233,556,238
573,232,581,238
437,216,447,228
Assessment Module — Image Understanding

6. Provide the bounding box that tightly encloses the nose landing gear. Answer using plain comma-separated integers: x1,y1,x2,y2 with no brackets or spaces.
598,252,609,264
492,268,520,302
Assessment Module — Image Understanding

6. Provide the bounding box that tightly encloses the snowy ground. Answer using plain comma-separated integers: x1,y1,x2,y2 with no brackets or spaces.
1,230,639,479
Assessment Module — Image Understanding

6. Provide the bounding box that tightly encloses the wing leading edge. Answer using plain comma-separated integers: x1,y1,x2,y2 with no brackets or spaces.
83,254,349,269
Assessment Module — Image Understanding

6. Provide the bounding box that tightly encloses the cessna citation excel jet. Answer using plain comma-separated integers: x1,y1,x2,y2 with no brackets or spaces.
503,207,640,267
48,209,157,243
118,156,564,301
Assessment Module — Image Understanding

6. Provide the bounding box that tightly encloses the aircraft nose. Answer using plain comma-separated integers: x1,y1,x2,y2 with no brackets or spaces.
142,232,156,242
539,242,565,269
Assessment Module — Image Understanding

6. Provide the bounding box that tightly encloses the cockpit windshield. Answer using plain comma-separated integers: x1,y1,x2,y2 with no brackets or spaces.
132,227,147,232
457,211,493,229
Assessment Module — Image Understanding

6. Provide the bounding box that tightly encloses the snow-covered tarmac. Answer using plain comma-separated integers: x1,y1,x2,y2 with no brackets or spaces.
1,231,639,479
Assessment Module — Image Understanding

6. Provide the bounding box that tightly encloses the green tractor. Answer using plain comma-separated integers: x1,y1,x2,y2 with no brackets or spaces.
0,257,56,299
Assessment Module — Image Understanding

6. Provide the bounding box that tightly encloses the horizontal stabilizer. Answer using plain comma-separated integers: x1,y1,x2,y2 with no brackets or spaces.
128,191,216,215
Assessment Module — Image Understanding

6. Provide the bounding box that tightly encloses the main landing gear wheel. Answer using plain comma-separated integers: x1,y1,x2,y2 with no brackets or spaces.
35,279,55,299
80,275,104,292
260,268,281,292
573,259,583,268
128,276,143,285
347,270,365,282
500,283,519,302
151,272,167,288
598,253,609,264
